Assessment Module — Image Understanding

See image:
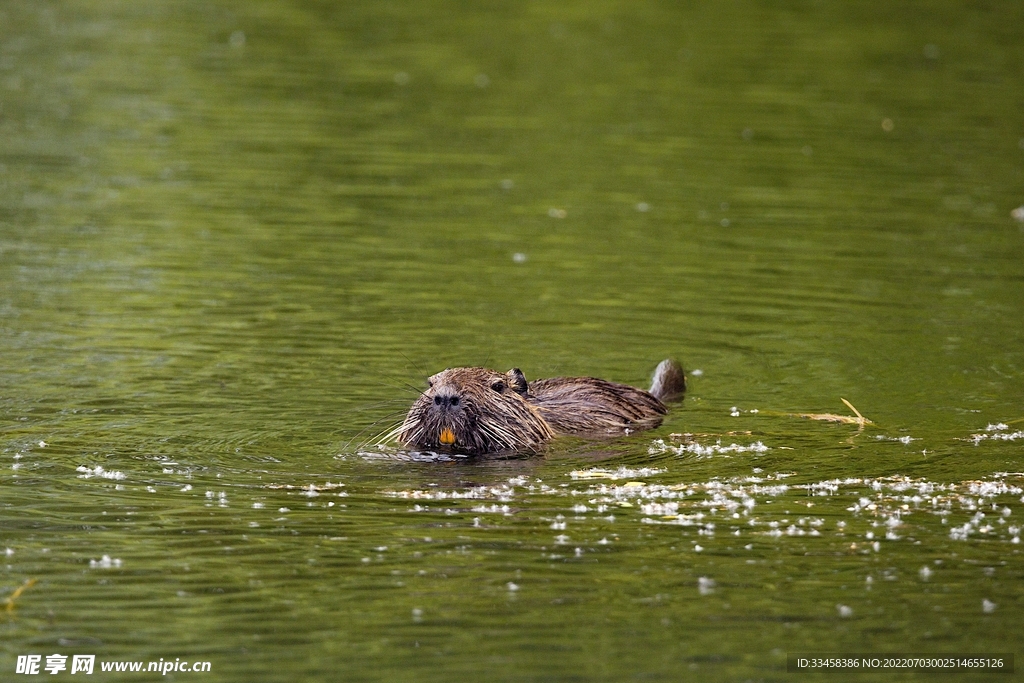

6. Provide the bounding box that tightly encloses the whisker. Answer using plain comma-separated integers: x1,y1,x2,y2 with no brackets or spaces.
345,409,412,452
398,351,427,379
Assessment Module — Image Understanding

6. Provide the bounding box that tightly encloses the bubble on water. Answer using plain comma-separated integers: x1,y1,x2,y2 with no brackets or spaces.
474,73,490,88
741,128,754,140
512,252,527,263
693,544,703,552
982,599,997,613
636,202,650,212
720,218,730,227
393,71,410,86
500,178,514,190
1011,206,1024,222
882,118,894,132
412,607,424,621
690,369,703,376
802,145,813,157
506,582,519,592
923,44,940,60
837,604,853,618
89,555,122,569
697,577,716,595
229,31,245,48
548,207,567,219
918,566,933,580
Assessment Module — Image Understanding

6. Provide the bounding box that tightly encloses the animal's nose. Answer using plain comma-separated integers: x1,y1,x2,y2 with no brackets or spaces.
433,394,460,408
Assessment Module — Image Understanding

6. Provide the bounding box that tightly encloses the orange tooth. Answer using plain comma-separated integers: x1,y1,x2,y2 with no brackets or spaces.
439,428,455,445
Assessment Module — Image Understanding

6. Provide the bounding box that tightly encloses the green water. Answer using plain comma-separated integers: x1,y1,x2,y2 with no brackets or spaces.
2,0,1023,680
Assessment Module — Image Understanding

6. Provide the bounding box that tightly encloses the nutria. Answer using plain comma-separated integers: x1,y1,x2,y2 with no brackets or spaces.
394,359,686,455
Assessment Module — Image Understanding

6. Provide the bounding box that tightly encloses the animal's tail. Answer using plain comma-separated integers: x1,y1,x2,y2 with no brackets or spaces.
648,359,686,401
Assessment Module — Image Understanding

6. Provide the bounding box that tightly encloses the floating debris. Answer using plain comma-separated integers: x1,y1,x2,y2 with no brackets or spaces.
968,423,1024,445
75,466,126,480
265,482,347,494
89,555,122,569
794,398,872,428
649,438,769,458
569,467,665,480
385,481,518,503
4,578,37,612
875,435,916,444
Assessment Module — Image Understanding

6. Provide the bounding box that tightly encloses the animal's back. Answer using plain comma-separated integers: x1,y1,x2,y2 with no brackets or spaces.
528,376,667,435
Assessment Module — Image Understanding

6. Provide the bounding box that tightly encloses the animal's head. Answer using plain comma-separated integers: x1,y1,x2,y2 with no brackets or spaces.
397,367,551,454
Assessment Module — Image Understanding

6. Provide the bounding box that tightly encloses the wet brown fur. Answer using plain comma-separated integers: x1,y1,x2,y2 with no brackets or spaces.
529,376,667,434
395,360,685,455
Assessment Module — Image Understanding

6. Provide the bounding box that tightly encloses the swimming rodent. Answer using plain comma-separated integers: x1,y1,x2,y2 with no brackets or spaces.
395,359,686,455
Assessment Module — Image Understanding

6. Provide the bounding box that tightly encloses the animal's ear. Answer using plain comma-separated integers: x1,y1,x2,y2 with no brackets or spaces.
507,368,528,394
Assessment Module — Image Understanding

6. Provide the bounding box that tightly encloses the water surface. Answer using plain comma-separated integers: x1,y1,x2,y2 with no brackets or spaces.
2,1,1023,680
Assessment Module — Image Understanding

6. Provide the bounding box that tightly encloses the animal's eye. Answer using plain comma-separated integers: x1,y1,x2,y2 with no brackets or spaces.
427,380,434,388
490,381,505,393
